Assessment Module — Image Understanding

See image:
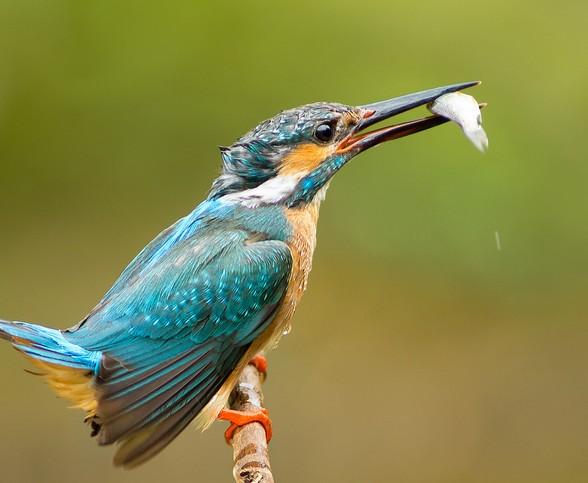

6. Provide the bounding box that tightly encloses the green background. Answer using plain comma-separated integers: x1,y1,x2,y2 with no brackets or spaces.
0,1,586,482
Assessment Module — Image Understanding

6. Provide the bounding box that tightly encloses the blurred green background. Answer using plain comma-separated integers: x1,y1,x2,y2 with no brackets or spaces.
0,1,586,482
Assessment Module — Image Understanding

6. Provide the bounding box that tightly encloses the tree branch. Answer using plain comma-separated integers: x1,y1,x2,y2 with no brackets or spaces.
228,362,274,483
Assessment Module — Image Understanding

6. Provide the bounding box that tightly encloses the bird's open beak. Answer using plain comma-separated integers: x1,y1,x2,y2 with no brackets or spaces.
337,81,481,153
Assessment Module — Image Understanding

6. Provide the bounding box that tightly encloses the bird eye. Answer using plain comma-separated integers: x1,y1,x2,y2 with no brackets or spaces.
314,122,335,143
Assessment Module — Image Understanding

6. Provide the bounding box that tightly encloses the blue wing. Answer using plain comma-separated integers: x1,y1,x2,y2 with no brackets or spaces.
97,199,223,305
65,209,292,467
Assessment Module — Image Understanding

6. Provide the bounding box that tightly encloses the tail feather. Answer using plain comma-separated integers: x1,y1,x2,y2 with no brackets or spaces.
0,319,246,468
0,319,101,372
0,319,102,414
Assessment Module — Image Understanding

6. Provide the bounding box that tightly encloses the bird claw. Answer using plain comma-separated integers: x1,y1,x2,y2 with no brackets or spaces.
217,408,272,444
248,354,268,378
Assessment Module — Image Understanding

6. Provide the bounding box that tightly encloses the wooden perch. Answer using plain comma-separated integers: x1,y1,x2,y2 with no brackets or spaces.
228,362,274,483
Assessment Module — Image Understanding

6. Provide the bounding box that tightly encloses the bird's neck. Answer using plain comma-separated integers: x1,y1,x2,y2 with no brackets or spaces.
213,172,331,212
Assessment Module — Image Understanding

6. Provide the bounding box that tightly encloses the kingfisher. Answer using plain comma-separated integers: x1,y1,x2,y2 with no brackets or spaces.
0,81,480,468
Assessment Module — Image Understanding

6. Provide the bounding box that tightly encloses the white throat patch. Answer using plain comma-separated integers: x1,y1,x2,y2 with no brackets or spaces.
222,174,306,208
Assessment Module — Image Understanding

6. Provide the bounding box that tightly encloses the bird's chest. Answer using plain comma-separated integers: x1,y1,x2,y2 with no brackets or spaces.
285,204,320,300
262,204,320,347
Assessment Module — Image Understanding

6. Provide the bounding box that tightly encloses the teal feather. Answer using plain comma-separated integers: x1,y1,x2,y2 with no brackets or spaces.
0,199,293,467
56,201,294,466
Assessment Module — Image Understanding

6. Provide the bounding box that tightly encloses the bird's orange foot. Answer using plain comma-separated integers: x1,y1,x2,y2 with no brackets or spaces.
248,353,268,378
217,408,272,444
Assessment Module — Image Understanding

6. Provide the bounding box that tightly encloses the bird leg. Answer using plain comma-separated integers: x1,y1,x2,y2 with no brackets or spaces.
217,408,272,444
217,353,270,444
248,353,268,378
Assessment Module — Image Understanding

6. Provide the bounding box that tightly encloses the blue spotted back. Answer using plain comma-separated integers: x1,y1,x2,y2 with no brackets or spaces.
53,199,295,466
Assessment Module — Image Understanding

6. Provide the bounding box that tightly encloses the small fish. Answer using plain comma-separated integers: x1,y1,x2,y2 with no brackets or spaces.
428,92,488,152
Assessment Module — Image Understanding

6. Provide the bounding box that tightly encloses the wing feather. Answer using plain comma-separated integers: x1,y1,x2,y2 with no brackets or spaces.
65,227,292,467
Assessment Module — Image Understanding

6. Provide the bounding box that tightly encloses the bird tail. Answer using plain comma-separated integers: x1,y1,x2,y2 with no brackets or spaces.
0,319,101,414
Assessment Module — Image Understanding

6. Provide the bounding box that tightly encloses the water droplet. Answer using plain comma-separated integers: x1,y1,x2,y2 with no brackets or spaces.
494,230,502,251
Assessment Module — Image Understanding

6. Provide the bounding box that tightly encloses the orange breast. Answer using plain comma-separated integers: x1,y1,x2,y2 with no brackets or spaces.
280,203,320,321
249,202,320,347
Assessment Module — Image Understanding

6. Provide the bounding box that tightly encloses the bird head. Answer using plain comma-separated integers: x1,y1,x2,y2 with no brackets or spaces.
210,81,480,207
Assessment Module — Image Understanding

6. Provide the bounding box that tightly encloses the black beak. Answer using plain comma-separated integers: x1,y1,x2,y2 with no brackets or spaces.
338,81,481,153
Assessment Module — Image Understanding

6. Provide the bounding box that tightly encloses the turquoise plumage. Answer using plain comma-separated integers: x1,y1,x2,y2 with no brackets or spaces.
0,81,481,467
1,201,295,466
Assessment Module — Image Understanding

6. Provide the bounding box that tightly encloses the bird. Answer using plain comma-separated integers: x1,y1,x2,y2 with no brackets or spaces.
0,81,479,468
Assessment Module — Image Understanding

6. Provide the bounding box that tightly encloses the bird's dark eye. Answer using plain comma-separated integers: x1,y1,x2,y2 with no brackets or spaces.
314,122,335,143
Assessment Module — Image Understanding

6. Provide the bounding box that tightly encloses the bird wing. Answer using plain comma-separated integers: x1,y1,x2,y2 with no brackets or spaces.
95,200,219,307
66,224,292,467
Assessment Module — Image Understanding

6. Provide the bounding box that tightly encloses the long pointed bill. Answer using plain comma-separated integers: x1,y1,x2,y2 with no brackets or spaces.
338,81,481,153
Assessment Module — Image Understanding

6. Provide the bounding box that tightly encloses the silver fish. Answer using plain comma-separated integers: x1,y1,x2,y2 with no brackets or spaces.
429,92,488,152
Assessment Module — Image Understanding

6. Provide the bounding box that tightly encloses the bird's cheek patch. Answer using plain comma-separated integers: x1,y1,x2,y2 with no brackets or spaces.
278,143,336,176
